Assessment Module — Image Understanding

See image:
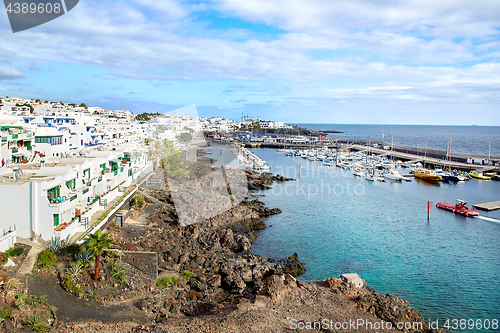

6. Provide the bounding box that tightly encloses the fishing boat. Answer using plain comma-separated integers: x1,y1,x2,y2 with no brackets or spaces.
469,172,491,180
436,199,479,217
414,169,442,181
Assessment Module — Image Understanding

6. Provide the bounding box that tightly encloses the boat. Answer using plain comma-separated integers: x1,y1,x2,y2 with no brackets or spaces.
384,169,404,182
469,172,491,180
375,176,386,182
414,169,442,181
365,174,376,181
323,159,334,167
436,199,479,217
447,172,465,182
434,169,450,181
353,169,365,177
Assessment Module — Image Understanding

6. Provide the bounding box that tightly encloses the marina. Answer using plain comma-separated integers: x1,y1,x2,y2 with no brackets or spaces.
249,147,500,332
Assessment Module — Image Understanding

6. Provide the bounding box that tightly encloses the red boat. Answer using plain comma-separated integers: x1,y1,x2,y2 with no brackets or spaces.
436,199,479,217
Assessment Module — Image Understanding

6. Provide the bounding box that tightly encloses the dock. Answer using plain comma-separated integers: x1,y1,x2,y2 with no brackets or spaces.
473,201,500,211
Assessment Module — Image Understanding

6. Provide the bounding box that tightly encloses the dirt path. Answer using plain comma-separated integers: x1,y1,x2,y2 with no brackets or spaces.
26,273,148,325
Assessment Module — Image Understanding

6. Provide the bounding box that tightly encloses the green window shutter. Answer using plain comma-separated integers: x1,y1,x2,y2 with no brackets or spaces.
53,214,60,227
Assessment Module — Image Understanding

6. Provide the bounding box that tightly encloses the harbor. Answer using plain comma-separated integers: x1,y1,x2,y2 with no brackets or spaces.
236,140,499,172
248,147,500,332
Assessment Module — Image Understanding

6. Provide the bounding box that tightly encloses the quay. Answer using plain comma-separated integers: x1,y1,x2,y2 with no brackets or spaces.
473,201,500,212
213,139,499,172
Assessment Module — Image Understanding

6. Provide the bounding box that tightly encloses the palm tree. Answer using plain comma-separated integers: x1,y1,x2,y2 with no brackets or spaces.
83,229,113,281
147,140,165,171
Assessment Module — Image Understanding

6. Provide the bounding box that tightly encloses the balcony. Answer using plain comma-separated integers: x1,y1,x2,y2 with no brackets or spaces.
49,197,67,204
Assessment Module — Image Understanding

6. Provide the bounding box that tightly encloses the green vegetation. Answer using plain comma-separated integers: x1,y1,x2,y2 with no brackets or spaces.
22,313,48,332
63,275,84,295
0,305,12,320
35,249,57,269
181,270,197,279
83,230,114,281
66,243,81,255
130,193,145,210
25,295,47,307
179,132,192,142
74,251,94,267
1,246,24,264
110,263,128,285
15,102,34,113
45,236,70,254
156,276,180,287
67,261,84,279
80,103,88,109
135,112,159,122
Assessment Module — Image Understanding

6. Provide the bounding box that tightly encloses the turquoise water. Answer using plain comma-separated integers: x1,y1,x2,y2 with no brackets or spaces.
250,148,500,332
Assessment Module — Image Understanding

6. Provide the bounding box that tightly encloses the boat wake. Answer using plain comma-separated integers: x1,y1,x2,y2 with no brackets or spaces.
474,216,500,224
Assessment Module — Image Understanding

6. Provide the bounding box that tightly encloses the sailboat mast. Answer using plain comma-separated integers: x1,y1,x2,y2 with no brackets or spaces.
449,135,452,171
489,139,491,161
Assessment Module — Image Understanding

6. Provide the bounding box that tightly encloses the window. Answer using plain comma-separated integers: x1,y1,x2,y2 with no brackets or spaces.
66,179,76,190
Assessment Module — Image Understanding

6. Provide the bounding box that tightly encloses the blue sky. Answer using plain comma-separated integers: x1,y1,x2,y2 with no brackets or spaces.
1,0,500,125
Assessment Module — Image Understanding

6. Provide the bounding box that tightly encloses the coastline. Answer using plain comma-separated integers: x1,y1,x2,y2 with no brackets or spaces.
43,168,443,332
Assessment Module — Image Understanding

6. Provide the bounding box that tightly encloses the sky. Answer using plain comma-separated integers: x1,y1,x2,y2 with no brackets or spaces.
1,0,500,125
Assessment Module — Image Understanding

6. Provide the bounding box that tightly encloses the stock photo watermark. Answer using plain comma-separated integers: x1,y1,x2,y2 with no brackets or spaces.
4,0,79,33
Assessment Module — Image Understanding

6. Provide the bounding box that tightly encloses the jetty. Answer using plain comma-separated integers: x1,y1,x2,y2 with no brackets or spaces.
473,201,500,212
214,138,499,172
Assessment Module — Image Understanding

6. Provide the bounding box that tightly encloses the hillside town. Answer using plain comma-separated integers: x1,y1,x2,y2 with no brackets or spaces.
0,97,306,250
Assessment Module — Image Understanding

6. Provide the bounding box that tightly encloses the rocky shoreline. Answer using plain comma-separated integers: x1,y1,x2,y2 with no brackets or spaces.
1,167,445,332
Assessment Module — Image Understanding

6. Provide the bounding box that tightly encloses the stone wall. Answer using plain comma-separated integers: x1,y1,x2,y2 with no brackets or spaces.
120,250,158,279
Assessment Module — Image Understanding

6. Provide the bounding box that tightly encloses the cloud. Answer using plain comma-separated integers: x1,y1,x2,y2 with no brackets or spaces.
28,62,41,71
0,67,25,80
0,0,499,124
215,0,500,37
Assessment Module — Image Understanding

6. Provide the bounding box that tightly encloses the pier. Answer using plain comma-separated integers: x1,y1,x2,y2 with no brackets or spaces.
225,139,499,172
473,201,500,212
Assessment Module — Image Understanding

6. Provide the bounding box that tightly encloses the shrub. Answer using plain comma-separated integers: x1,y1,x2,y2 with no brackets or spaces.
63,276,84,295
0,305,12,320
45,236,70,254
181,270,197,279
5,246,24,257
14,293,26,308
1,246,25,264
67,261,84,279
22,313,48,332
110,263,125,281
36,249,57,269
156,276,179,287
25,295,47,307
66,243,81,255
74,251,94,266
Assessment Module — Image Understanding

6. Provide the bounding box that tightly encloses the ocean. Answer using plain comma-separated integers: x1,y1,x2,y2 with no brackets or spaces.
294,124,500,157
248,148,500,333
